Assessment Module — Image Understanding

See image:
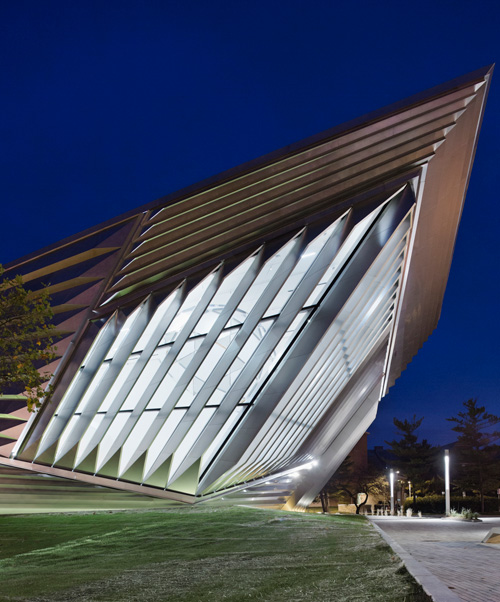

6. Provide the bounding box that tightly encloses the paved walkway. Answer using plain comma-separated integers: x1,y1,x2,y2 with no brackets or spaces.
369,516,500,602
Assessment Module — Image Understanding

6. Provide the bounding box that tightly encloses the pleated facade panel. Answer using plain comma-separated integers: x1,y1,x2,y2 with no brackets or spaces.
27,187,409,498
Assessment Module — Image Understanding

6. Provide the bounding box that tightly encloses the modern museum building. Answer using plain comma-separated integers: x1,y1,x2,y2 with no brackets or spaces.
0,66,492,511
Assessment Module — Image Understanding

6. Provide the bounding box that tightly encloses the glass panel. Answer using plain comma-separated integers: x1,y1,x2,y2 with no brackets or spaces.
74,413,106,466
96,412,130,469
305,203,386,307
55,414,80,461
74,362,111,414
144,409,187,476
105,304,143,360
98,355,139,413
53,369,83,417
263,217,344,318
160,271,218,345
175,328,239,408
191,257,255,337
227,239,297,327
241,310,310,404
121,346,171,411
53,313,117,417
200,405,245,472
146,338,204,410
119,410,159,474
207,319,274,406
169,407,217,476
79,312,117,369
133,291,179,353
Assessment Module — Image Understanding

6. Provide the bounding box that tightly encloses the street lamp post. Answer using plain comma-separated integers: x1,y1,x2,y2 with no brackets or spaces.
390,470,395,515
444,449,450,516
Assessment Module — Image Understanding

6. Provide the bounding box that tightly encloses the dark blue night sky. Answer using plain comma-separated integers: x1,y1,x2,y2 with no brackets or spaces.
1,1,499,447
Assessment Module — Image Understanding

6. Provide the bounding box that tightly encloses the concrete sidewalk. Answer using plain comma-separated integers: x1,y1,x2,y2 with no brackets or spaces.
368,516,500,602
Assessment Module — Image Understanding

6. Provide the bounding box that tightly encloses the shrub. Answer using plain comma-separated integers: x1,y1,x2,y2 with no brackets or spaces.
403,495,498,514
463,508,479,520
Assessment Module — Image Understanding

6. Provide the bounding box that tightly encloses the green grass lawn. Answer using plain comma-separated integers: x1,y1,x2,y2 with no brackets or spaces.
0,506,430,601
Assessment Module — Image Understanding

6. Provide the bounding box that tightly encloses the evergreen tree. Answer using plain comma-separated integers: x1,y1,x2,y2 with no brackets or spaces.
447,399,500,513
0,266,56,411
385,415,437,503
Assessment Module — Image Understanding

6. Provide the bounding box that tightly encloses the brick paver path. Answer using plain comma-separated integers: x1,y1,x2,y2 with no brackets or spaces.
370,516,500,602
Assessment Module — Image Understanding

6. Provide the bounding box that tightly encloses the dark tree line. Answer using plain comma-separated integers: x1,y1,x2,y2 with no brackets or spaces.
320,399,500,514
386,401,500,513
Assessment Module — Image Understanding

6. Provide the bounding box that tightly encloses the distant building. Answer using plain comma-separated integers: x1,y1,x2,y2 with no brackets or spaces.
0,67,492,510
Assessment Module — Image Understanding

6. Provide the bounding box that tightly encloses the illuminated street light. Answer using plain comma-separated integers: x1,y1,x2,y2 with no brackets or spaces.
444,449,450,516
389,470,395,515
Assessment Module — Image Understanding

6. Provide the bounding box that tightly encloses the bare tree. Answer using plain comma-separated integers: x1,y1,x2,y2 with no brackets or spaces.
321,456,386,514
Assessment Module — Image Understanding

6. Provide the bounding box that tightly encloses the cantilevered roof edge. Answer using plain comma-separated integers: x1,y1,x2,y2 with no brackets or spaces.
6,65,493,273
122,65,494,218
